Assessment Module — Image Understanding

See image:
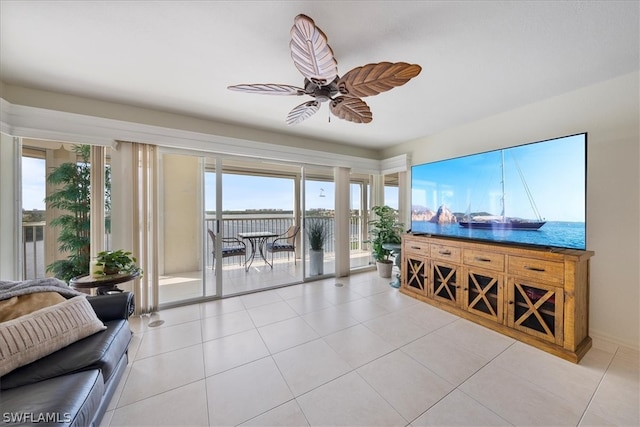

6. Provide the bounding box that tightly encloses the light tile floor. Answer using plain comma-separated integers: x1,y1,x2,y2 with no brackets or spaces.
101,271,639,427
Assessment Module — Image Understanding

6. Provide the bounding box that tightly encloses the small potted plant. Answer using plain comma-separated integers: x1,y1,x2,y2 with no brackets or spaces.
307,219,328,275
94,250,140,276
368,205,404,278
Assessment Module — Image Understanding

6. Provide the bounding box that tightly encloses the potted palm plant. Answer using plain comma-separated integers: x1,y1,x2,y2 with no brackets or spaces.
307,219,328,275
44,144,112,282
44,145,92,282
368,205,404,278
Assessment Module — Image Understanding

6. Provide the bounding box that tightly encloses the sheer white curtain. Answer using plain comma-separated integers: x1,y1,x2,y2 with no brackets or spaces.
370,174,385,209
0,134,22,280
334,166,351,277
90,146,106,258
111,141,158,315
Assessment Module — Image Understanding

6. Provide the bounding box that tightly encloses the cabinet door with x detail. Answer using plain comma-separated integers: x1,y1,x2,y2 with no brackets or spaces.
430,261,460,307
507,278,564,345
463,268,504,323
403,254,427,296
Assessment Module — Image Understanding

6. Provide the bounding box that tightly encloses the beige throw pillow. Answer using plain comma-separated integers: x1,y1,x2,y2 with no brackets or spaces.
0,296,106,376
0,292,66,323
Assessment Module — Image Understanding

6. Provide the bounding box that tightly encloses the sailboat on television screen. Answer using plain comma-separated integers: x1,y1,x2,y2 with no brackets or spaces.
459,150,546,231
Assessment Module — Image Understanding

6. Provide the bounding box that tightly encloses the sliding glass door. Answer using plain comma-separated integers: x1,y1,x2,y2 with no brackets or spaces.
159,152,310,305
158,152,383,304
158,152,208,305
350,180,370,269
217,159,302,295
303,167,335,279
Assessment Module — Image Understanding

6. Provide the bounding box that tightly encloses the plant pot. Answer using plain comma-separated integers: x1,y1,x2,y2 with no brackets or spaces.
376,260,393,278
309,249,324,276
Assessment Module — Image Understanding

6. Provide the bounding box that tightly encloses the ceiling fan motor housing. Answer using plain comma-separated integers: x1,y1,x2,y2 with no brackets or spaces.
304,78,340,103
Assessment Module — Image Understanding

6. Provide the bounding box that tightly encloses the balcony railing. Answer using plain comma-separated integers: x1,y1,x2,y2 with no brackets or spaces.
204,214,366,267
23,221,46,279
22,215,369,277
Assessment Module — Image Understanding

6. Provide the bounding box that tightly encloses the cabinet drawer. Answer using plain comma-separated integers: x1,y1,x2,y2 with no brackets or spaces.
404,239,428,255
463,249,505,272
508,256,564,285
430,244,461,263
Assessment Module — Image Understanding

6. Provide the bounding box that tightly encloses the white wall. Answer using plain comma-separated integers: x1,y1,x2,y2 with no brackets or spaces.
383,72,640,349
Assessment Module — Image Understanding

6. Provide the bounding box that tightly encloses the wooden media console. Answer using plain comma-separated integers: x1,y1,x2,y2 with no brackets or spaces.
400,234,594,363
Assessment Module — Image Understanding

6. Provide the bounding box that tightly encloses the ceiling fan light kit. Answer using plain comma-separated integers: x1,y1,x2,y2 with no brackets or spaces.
228,14,422,125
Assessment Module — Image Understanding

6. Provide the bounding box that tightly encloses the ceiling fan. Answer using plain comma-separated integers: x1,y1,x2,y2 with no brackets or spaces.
228,14,422,125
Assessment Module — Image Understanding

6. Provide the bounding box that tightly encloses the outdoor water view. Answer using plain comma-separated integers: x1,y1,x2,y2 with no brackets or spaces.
22,156,47,279
203,172,385,256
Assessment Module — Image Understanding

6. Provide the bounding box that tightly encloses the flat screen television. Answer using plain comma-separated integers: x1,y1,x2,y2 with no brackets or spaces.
410,133,587,250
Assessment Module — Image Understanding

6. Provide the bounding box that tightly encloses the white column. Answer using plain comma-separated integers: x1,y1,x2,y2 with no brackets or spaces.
334,166,351,277
161,154,201,274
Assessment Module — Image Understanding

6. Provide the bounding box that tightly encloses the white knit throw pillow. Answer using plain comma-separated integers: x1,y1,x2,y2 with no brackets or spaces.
0,295,106,376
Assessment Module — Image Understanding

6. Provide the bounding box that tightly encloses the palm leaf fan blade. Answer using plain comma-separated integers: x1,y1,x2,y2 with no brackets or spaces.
290,14,338,86
286,100,320,125
227,84,306,95
329,97,372,123
338,62,422,98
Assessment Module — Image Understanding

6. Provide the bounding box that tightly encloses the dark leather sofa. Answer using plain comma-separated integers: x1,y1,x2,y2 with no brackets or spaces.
0,292,134,427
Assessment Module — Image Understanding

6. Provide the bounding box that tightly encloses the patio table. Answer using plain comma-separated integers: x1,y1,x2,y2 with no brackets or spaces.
238,231,278,270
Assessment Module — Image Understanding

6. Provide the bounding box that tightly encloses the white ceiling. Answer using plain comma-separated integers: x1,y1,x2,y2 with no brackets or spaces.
1,1,638,150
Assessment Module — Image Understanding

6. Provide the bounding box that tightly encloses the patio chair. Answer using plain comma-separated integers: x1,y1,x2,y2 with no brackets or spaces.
207,229,247,270
265,225,300,266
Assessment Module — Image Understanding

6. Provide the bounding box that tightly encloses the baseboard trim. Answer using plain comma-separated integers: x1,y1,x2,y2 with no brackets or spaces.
590,329,639,352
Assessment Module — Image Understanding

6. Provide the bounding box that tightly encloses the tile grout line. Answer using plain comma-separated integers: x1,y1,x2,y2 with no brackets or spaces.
575,344,619,426
198,306,213,427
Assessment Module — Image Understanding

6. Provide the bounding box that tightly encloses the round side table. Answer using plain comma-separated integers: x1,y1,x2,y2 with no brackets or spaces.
70,269,141,295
